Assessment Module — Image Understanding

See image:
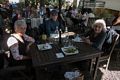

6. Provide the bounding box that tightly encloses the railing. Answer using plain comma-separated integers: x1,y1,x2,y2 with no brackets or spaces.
83,1,105,8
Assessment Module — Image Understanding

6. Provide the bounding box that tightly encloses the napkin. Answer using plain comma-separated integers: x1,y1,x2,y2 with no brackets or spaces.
64,71,80,79
72,37,83,42
56,53,64,58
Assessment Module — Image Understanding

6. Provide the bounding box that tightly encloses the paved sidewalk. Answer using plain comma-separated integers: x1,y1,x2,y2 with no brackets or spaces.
96,52,120,80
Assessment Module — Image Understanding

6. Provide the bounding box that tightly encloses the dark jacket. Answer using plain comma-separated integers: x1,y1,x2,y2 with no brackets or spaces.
9,36,30,66
85,29,107,50
45,19,60,36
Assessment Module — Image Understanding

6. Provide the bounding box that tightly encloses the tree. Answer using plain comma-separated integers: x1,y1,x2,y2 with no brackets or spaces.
0,0,4,3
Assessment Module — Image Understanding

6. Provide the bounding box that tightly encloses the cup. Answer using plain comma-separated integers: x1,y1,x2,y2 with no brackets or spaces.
63,36,69,47
42,34,47,41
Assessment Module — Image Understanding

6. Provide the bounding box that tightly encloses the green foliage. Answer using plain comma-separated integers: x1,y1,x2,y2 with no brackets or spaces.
0,0,4,3
98,12,113,18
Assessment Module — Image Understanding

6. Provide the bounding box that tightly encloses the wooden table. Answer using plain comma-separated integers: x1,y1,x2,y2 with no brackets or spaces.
31,42,103,80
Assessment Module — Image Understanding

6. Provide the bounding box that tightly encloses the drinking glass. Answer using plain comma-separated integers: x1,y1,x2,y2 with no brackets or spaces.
63,36,69,47
42,34,47,41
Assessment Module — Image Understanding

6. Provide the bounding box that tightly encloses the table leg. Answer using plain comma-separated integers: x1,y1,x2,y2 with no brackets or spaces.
93,55,100,80
35,67,40,80
90,58,94,74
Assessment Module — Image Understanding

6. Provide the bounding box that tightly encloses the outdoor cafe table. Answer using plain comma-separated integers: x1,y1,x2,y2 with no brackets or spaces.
30,42,103,80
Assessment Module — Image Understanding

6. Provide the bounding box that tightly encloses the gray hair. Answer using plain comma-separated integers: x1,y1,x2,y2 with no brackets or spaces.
14,20,27,29
93,19,107,31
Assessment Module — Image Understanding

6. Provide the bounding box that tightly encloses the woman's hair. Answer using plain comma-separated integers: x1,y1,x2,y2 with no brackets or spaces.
93,19,107,31
14,20,27,29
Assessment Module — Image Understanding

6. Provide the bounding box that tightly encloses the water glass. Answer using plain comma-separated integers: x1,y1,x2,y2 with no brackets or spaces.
63,36,69,47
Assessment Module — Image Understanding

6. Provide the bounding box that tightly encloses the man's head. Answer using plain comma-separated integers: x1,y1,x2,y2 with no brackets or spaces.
14,20,27,35
50,10,58,21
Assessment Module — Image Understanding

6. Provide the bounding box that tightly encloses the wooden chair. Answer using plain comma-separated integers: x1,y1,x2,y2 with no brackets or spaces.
99,30,119,70
0,51,33,80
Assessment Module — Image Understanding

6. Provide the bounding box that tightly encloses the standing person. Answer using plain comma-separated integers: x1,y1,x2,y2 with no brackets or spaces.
7,20,35,66
82,19,107,50
11,9,23,33
44,7,50,19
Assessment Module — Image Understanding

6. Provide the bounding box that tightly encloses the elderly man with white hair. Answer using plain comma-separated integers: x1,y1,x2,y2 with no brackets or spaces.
7,20,35,66
82,19,107,50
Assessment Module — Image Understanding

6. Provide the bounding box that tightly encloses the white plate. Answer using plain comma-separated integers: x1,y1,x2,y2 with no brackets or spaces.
37,43,52,50
61,47,79,55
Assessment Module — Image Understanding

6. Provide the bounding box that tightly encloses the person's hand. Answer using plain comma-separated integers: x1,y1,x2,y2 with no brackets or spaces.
84,38,91,44
82,37,92,45
29,37,35,43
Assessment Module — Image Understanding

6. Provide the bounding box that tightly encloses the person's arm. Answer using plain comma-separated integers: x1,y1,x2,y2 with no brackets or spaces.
10,44,31,60
10,44,23,60
23,34,35,52
92,32,107,50
112,16,120,25
83,38,93,45
81,30,91,43
23,34,35,43
7,37,30,60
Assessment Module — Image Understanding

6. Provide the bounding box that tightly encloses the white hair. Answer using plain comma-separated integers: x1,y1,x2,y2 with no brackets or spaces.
93,19,107,31
14,20,27,29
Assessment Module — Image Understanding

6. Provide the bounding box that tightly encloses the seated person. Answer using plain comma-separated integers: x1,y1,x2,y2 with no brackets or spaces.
45,9,63,36
82,19,107,50
7,20,35,66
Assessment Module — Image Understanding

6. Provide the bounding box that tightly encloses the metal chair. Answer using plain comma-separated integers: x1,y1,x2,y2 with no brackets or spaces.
99,30,119,70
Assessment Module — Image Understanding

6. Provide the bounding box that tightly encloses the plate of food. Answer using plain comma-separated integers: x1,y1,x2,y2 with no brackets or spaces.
37,43,52,50
61,46,79,55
